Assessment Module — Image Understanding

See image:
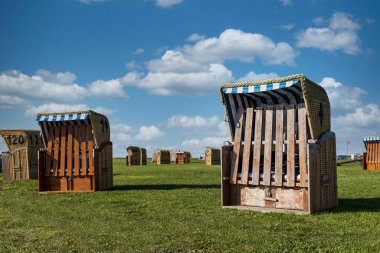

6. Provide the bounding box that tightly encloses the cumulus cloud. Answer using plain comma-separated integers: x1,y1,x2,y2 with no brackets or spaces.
237,71,279,83
187,33,206,42
281,23,295,30
134,48,144,54
167,115,220,128
279,0,293,6
136,125,165,141
121,28,297,95
79,0,108,4
0,70,86,105
24,103,114,117
89,78,128,99
316,77,380,154
155,0,183,8
297,12,361,54
320,77,365,110
181,136,226,156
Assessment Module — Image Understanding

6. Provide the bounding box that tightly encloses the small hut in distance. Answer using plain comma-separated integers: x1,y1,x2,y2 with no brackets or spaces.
205,147,221,165
126,146,147,166
363,136,380,170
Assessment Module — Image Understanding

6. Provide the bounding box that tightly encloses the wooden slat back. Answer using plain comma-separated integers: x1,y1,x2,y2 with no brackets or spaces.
53,126,60,176
88,125,94,175
230,108,244,184
74,126,80,176
286,105,295,187
252,108,263,185
263,107,273,186
60,126,67,176
46,125,54,176
241,108,254,184
298,106,308,187
81,125,87,175
67,126,73,177
274,106,284,186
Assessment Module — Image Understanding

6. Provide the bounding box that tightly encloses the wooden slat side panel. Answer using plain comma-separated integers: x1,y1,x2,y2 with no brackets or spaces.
38,150,46,192
252,108,263,185
298,106,308,188
60,126,67,176
286,105,295,187
222,146,233,206
88,125,94,175
67,126,73,176
74,126,80,176
241,108,254,185
274,107,284,186
263,107,273,186
53,126,61,177
230,109,244,184
81,125,87,175
45,125,54,176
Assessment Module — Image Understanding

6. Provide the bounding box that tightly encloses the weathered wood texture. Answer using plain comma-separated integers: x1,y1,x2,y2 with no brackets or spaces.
205,148,221,165
126,146,147,166
38,123,113,193
221,104,337,213
0,129,42,182
363,141,380,170
155,150,171,165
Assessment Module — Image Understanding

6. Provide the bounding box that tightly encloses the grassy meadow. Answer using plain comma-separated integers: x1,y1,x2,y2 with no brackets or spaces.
0,159,380,252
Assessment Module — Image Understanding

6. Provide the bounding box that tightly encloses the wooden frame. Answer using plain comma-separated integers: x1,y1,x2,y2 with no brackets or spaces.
363,138,380,170
155,149,170,165
205,148,221,165
126,146,147,166
37,111,113,193
221,106,337,213
0,130,42,183
220,75,337,214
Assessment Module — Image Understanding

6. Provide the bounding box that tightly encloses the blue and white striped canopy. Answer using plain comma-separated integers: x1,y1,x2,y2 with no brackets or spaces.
221,78,304,139
36,112,89,122
363,136,380,142
36,111,91,146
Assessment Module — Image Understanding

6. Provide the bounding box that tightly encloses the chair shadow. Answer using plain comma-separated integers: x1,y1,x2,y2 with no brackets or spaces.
334,198,380,212
110,184,220,191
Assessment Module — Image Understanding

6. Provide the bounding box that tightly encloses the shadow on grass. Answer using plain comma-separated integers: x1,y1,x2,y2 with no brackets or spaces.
111,184,220,191
335,198,380,212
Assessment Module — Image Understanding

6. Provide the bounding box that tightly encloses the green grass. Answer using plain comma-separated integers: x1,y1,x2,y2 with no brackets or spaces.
1,159,380,252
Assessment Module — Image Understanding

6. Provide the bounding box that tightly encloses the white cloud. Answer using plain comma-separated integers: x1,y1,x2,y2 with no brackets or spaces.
136,125,165,141
279,0,293,6
89,78,128,99
313,17,326,25
23,103,115,118
320,77,365,110
181,136,226,155
24,103,89,117
128,63,233,95
167,115,220,128
237,71,279,83
182,29,297,65
79,0,108,4
122,29,296,95
0,70,87,105
155,0,183,8
187,33,206,42
314,76,380,154
126,60,140,69
134,48,144,54
297,12,361,54
281,23,295,30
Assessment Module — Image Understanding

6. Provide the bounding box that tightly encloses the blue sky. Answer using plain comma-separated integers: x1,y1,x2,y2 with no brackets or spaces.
0,0,379,157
